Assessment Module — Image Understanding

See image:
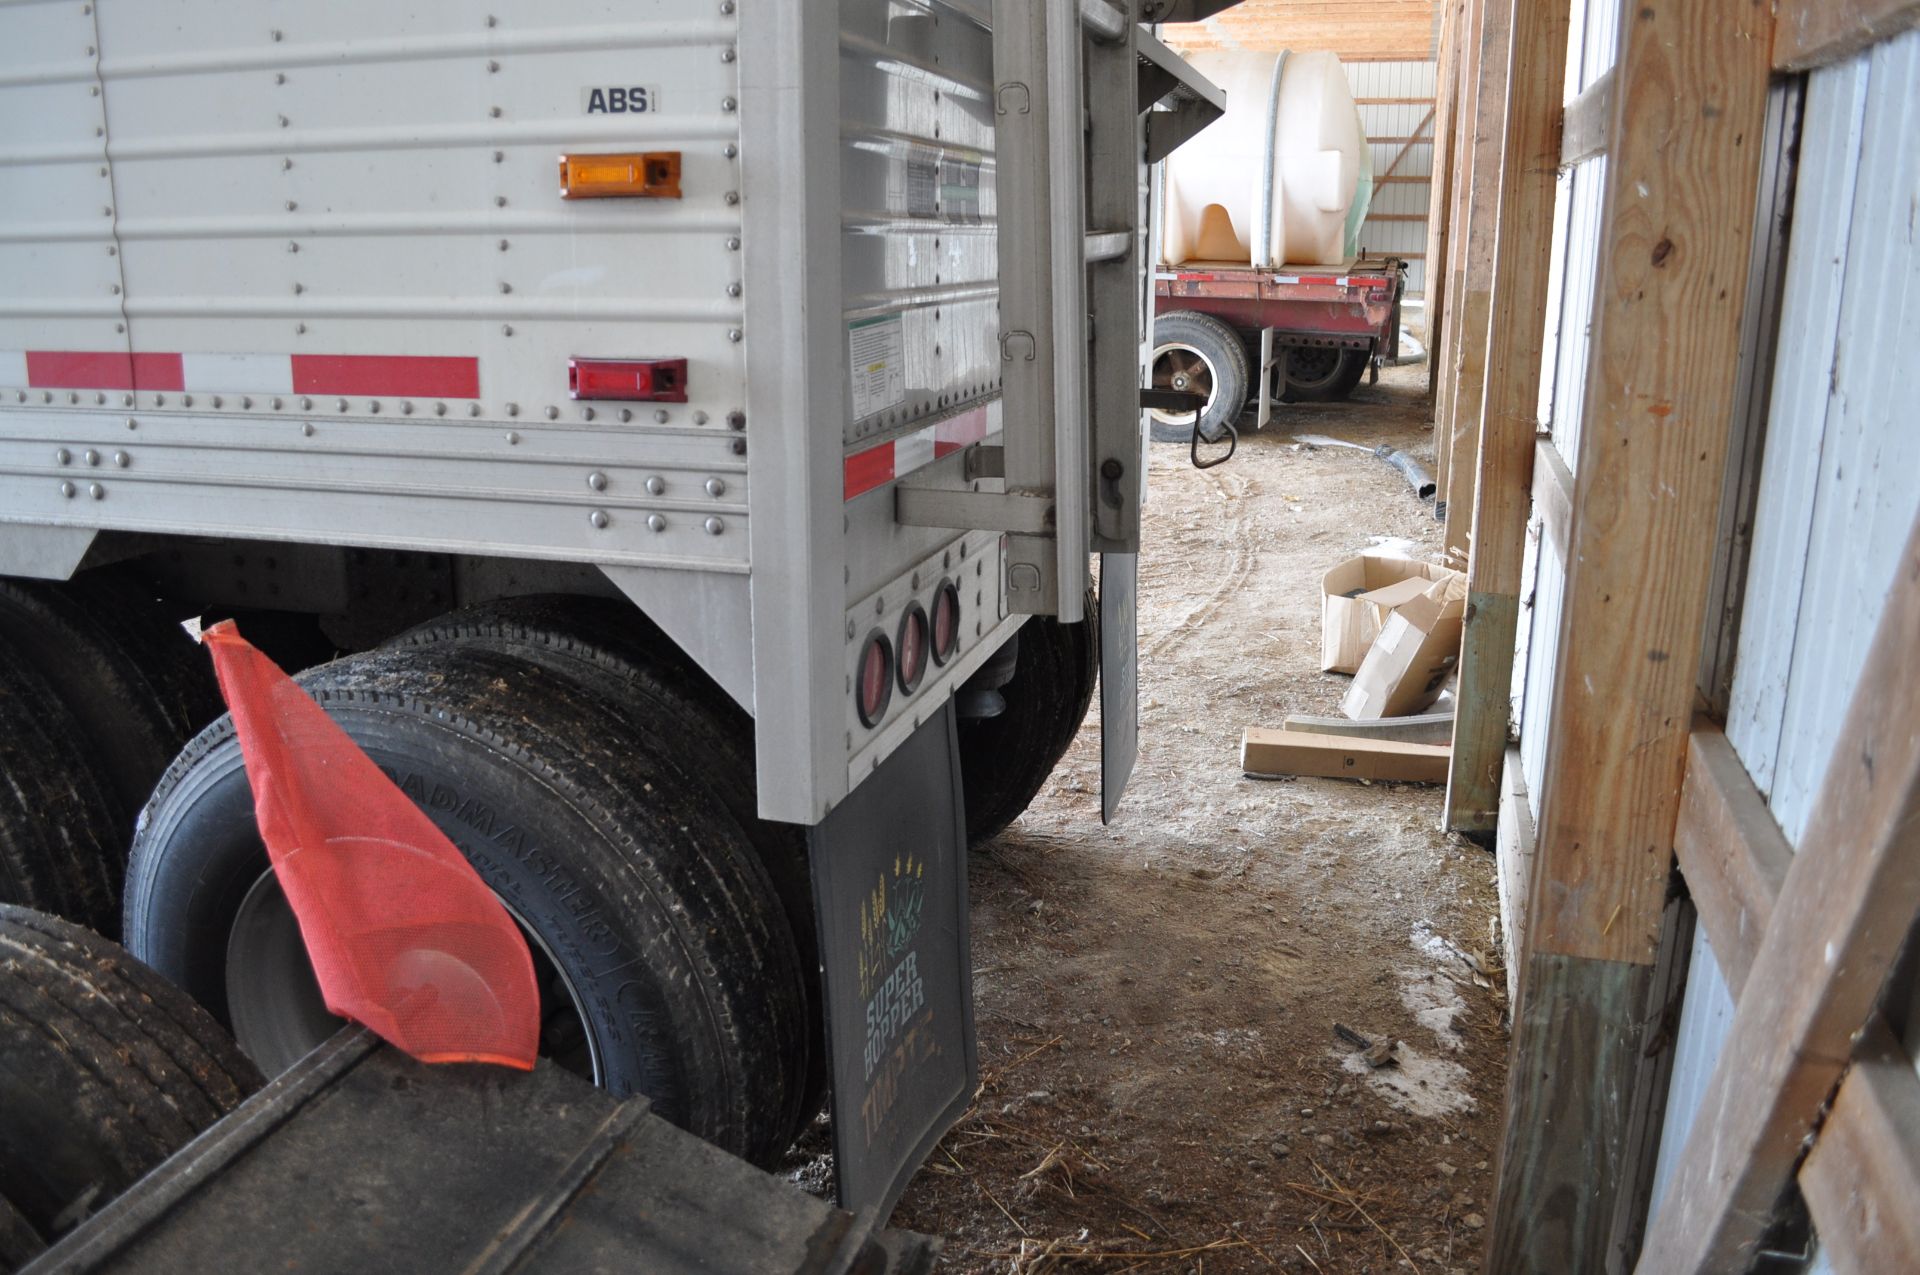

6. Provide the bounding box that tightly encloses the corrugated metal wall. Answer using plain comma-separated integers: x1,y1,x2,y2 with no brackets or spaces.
1644,28,1920,1265
1343,60,1436,295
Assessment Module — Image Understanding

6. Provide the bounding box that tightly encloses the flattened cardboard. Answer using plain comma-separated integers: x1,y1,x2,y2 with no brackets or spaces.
1341,575,1467,720
1319,554,1464,674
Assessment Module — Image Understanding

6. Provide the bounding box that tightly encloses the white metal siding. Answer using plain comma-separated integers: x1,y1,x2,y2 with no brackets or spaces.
1343,60,1434,295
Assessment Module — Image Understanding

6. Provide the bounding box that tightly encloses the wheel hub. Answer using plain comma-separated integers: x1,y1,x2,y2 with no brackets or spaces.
225,868,601,1082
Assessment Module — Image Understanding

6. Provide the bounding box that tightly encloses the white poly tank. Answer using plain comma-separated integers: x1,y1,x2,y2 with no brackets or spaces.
1160,50,1373,269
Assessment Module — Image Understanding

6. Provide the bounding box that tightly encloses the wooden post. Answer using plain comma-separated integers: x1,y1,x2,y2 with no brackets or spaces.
1484,0,1775,1267
1422,0,1466,391
1432,0,1484,468
1443,0,1572,833
1636,513,1920,1271
1438,0,1517,562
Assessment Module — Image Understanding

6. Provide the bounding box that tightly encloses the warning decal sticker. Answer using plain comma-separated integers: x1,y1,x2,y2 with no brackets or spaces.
848,314,907,420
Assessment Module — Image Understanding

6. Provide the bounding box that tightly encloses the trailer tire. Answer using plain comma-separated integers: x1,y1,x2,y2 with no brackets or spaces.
0,904,261,1252
1280,346,1368,403
0,572,220,844
959,591,1099,846
0,637,126,936
1148,312,1249,444
124,644,809,1166
388,594,823,1135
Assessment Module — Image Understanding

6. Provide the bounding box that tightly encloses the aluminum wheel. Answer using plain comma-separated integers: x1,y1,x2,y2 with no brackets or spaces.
1148,341,1220,426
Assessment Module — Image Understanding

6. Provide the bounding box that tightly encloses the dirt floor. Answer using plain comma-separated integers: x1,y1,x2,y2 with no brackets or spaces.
875,361,1510,1273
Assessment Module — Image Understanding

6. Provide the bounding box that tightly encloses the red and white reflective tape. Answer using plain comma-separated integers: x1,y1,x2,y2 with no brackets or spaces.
843,404,992,501
2,350,481,400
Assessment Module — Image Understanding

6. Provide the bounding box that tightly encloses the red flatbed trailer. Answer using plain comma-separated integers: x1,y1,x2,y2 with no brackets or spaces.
1149,255,1408,438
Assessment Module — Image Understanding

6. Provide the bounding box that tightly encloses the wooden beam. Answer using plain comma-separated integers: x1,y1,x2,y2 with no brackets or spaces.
1240,729,1451,785
1636,512,1920,1272
1420,0,1463,334
1799,1019,1920,1275
1487,0,1776,1264
1530,436,1571,567
1431,0,1492,501
1774,0,1920,71
1669,728,1920,1274
1442,0,1571,833
1670,726,1790,998
1560,67,1613,166
1426,0,1477,408
1281,711,1455,745
1443,0,1512,549
1437,0,1515,557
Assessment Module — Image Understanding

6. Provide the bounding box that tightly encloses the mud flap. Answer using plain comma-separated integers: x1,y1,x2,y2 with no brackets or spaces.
1100,551,1139,823
808,702,977,1217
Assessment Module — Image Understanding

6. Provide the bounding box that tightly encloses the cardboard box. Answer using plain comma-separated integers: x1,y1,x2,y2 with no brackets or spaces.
1341,574,1467,720
1320,554,1463,674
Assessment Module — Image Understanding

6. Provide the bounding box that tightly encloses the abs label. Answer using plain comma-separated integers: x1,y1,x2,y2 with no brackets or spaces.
583,87,659,114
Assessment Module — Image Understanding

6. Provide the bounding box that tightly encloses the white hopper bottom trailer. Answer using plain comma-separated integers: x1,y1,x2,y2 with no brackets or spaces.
0,0,1237,1231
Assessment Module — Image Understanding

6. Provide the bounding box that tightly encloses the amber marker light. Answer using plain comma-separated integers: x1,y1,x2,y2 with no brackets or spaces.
558,152,682,200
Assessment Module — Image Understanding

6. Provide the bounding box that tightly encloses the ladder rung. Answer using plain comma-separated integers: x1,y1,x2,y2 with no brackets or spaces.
1083,230,1131,262
1079,0,1127,43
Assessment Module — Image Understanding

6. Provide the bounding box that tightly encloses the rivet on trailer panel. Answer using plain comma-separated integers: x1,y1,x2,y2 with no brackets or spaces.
113,452,129,468
704,518,724,536
59,482,75,499
654,409,669,424
302,423,314,437
589,511,609,530
647,515,666,533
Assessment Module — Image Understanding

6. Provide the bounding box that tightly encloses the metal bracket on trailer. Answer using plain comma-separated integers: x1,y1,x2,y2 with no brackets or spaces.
979,1,1229,623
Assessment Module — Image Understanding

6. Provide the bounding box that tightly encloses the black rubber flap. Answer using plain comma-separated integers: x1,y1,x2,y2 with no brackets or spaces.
24,1031,941,1274
1100,552,1139,824
809,702,977,1218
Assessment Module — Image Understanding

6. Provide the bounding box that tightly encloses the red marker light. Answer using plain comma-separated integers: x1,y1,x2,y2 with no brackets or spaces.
930,581,961,665
897,604,929,694
568,357,689,403
857,631,893,728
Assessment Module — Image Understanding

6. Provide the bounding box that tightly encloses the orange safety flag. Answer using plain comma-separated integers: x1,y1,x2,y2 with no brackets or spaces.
202,620,539,1069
